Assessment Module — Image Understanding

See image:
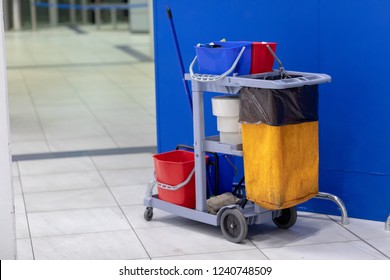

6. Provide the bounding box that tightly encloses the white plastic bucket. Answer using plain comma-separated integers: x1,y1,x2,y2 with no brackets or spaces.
217,117,241,133
212,95,240,117
212,95,242,145
220,132,242,145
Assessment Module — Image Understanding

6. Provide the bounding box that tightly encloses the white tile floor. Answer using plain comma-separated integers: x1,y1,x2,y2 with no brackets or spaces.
5,26,390,260
7,26,155,155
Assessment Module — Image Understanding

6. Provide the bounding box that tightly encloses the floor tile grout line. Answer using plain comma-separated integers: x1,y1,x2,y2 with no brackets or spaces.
7,61,148,70
129,64,156,81
55,66,155,149
85,28,152,65
149,248,265,260
60,68,123,148
247,239,270,260
16,169,154,196
15,166,154,178
16,162,36,260
24,203,212,232
251,238,366,251
16,169,115,178
29,228,144,240
16,67,53,260
245,213,352,259
21,204,141,216
20,184,119,197
90,158,153,260
19,205,121,215
327,215,390,259
119,223,201,231
21,68,56,154
12,146,156,162
95,64,156,119
115,45,153,62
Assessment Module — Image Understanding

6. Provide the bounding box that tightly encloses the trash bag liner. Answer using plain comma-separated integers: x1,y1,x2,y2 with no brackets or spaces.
239,85,318,126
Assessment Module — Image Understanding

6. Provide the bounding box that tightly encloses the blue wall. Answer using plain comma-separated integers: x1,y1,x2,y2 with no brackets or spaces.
153,0,390,221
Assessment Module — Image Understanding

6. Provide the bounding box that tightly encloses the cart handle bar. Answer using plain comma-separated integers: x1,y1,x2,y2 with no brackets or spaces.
189,46,246,82
153,168,195,191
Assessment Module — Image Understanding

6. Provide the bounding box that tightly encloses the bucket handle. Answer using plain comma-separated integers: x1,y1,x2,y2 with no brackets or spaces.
189,46,246,82
266,44,288,78
154,167,195,191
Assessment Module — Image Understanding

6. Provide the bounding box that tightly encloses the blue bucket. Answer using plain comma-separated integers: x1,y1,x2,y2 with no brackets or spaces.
195,41,252,76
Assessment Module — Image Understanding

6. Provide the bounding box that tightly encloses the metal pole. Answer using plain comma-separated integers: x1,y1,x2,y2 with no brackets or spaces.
111,8,117,30
3,0,10,30
49,0,58,26
192,86,207,212
127,0,131,32
94,8,101,29
129,0,148,32
94,0,101,29
0,0,16,260
148,0,154,60
30,0,37,30
69,0,76,24
81,0,87,24
314,192,349,225
12,0,22,30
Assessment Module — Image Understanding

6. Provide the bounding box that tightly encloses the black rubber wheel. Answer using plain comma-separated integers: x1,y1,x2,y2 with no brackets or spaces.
144,207,153,221
220,208,248,243
272,206,297,229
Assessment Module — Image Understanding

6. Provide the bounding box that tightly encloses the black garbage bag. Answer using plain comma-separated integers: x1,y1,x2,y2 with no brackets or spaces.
239,85,319,126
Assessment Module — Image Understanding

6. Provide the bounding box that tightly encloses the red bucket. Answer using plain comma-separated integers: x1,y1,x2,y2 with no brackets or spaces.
251,42,277,74
153,150,196,208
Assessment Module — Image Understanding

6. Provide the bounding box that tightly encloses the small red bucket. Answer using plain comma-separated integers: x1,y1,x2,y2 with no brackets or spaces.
153,150,196,208
251,42,277,74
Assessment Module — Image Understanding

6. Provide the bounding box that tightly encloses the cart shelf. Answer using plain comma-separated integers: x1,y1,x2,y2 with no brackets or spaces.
204,136,243,157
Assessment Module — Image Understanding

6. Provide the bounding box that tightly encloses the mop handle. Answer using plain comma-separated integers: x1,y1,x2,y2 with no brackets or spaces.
166,6,193,114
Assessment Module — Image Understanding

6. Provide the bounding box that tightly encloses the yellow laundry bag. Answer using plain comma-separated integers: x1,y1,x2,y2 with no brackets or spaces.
242,121,318,210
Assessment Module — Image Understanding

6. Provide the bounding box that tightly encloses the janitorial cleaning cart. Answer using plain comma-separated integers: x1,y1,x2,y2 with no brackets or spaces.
144,41,349,243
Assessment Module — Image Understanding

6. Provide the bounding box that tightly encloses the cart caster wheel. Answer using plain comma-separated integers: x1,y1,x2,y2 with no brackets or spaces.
144,207,153,221
220,208,248,243
272,206,297,229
